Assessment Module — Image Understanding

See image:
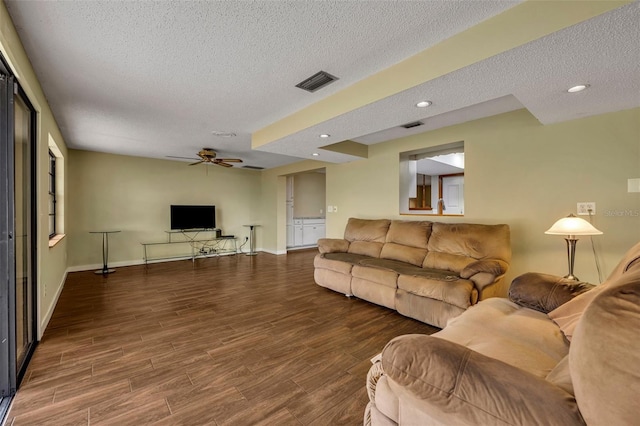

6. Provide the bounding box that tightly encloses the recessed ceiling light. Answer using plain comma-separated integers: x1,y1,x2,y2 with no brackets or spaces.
567,84,589,93
416,100,432,108
312,153,320,156
319,134,330,138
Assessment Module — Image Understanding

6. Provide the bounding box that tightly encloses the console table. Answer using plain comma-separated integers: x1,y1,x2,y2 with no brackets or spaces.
141,229,237,264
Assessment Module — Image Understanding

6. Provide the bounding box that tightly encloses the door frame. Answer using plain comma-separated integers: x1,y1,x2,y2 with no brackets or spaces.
0,54,38,406
437,172,464,215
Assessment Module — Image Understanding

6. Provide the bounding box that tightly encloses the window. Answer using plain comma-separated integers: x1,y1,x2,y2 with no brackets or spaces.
48,150,56,238
399,141,464,216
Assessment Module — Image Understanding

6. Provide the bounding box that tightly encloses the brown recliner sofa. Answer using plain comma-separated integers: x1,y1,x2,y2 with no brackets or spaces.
365,241,640,426
314,218,511,328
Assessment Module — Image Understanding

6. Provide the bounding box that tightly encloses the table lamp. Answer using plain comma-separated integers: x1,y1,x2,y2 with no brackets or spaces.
545,214,602,281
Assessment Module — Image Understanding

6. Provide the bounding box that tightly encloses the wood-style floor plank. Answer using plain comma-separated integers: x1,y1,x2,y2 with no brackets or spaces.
6,250,438,425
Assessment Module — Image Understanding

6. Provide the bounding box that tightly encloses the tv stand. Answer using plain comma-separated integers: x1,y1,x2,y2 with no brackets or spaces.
141,229,237,264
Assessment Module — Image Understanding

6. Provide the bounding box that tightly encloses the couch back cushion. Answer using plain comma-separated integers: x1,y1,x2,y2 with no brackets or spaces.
380,221,431,267
569,270,640,425
344,218,390,257
549,241,640,341
423,223,511,273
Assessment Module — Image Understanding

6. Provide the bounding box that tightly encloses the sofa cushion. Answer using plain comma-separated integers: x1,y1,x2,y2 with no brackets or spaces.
424,223,511,273
352,265,398,288
348,241,384,258
385,220,431,248
435,298,569,377
358,258,426,276
397,274,474,310
315,252,371,274
570,273,640,426
546,355,574,396
379,242,427,267
344,218,390,242
380,218,430,266
382,335,584,426
549,241,640,341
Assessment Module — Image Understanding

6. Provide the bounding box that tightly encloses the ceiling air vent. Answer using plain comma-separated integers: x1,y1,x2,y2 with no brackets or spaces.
295,71,339,93
242,165,264,170
401,121,424,129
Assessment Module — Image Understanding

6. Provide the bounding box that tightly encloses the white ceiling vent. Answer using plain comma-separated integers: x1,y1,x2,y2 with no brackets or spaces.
295,71,339,93
401,121,424,129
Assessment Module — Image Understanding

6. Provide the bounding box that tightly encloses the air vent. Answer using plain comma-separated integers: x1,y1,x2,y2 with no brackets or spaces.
242,165,264,170
401,121,424,129
295,71,339,93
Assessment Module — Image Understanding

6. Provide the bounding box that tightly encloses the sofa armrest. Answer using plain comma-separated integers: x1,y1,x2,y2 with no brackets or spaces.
382,334,584,426
317,238,350,254
509,272,594,314
459,260,509,294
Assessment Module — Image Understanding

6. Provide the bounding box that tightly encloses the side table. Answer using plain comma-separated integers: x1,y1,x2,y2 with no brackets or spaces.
90,230,121,275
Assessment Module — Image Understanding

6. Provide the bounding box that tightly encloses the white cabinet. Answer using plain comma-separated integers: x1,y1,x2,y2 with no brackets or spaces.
303,219,325,245
293,220,304,247
291,218,325,248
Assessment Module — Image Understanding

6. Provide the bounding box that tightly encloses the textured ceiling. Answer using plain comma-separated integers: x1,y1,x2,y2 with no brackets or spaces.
4,1,639,169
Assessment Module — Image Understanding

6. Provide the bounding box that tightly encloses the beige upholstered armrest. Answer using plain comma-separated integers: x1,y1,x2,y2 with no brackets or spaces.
509,272,594,313
382,334,585,426
459,259,509,293
317,238,350,254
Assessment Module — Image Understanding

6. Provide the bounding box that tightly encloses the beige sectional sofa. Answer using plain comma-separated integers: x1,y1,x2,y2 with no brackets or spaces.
314,218,511,328
365,241,640,426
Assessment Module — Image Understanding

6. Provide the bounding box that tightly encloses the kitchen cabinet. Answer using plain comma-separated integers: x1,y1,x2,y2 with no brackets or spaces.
289,218,325,248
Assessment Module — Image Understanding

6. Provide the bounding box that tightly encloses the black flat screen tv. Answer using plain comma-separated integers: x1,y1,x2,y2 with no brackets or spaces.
170,205,216,230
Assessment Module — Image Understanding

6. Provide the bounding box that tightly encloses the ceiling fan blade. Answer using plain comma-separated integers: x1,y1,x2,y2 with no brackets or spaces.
217,158,243,163
167,155,199,160
189,160,204,166
214,161,233,168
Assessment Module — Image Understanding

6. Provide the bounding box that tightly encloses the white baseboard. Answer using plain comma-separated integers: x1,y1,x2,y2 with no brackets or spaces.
66,258,145,273
39,269,67,339
260,248,287,255
67,251,239,273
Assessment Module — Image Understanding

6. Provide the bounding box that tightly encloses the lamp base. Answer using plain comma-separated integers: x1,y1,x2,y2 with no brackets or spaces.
563,274,579,281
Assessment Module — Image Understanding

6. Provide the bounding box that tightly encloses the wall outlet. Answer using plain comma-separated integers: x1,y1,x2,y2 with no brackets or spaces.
577,202,596,216
327,205,334,213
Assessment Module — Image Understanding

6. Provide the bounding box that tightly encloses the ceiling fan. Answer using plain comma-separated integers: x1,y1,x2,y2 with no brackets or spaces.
169,148,243,168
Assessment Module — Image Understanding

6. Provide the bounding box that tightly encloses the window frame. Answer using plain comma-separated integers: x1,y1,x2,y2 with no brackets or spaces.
48,149,56,238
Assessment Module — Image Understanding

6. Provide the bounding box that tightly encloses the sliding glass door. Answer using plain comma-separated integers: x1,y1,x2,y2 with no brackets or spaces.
0,59,37,412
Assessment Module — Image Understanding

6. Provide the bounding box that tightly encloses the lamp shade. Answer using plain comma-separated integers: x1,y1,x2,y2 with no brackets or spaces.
545,214,603,236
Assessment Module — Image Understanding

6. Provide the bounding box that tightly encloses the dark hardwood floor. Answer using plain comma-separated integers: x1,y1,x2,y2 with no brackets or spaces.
5,250,437,425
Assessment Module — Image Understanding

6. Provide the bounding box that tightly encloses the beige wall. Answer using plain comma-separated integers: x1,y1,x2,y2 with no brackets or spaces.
261,108,640,285
67,150,261,268
293,172,326,218
0,3,70,337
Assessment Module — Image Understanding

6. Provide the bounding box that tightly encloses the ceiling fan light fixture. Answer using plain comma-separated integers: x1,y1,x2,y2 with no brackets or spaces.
319,134,330,138
312,152,320,157
416,100,432,108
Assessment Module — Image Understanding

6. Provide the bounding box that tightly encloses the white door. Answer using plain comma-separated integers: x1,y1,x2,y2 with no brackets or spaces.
442,175,464,215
